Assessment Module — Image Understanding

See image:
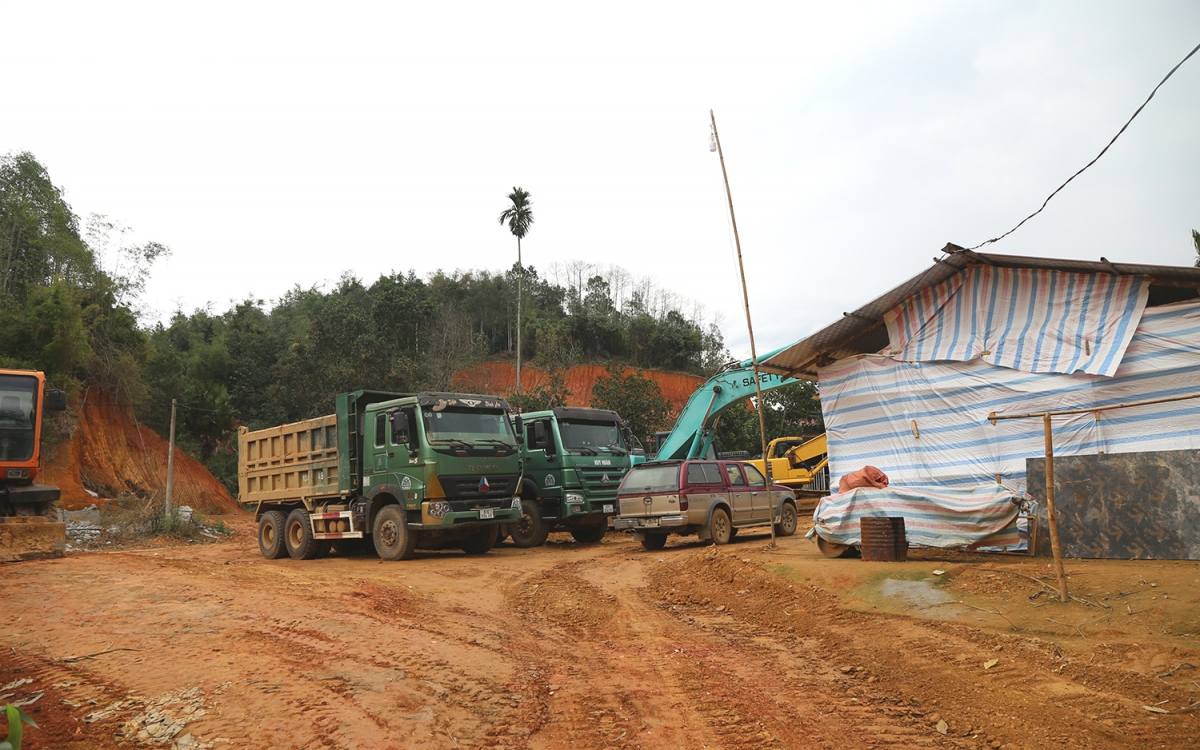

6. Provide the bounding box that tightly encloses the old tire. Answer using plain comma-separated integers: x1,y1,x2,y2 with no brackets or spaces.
509,499,549,548
285,508,321,560
460,525,499,555
373,505,418,561
709,508,732,546
258,511,288,559
641,533,667,551
817,536,855,558
569,523,606,544
775,502,798,537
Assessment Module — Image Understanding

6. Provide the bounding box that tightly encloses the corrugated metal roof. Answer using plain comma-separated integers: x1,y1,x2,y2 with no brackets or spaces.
759,244,1200,379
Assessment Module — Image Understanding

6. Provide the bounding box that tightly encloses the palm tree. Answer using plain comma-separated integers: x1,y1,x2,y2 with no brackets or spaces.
498,187,534,393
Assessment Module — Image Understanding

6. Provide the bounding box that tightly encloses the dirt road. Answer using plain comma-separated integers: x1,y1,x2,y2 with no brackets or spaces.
3,520,1199,749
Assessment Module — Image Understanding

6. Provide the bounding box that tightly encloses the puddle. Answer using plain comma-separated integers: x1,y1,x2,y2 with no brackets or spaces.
879,578,955,609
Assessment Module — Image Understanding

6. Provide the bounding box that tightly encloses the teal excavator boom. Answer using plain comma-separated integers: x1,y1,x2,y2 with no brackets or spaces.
651,344,803,461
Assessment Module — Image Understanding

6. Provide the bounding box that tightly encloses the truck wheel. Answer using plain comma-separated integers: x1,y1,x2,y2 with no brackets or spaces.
708,508,732,545
510,499,549,548
775,502,798,537
285,509,322,560
258,511,288,559
641,534,667,551
460,525,499,554
373,505,418,561
570,523,606,544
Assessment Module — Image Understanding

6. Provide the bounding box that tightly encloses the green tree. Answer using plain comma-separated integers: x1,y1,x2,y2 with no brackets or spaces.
714,380,825,456
590,362,673,443
498,187,534,393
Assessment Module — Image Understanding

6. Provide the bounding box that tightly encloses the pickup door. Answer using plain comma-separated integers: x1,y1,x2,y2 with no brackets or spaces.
722,463,754,525
743,463,772,522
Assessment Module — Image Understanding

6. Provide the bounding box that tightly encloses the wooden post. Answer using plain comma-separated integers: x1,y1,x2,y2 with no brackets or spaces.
1043,413,1068,602
711,109,776,548
165,398,177,517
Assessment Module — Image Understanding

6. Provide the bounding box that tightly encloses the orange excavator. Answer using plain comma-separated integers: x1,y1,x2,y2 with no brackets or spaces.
1,369,68,561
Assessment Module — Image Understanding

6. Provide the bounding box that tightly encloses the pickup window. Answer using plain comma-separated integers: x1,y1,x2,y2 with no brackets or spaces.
744,464,767,486
621,463,680,492
686,463,724,485
724,464,746,486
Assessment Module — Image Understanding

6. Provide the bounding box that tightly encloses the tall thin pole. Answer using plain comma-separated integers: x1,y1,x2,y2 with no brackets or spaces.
516,237,522,394
1043,414,1068,602
711,109,776,548
165,398,177,517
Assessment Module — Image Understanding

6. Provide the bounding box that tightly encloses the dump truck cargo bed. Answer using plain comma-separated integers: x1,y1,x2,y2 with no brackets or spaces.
238,415,341,510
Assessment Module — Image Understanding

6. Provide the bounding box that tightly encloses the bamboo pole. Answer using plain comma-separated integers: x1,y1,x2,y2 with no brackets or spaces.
711,109,776,549
989,391,1200,422
1043,414,1068,602
165,398,177,517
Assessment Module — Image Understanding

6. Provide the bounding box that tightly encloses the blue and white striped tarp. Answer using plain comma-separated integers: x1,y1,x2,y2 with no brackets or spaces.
807,485,1022,549
820,299,1200,495
883,267,1149,377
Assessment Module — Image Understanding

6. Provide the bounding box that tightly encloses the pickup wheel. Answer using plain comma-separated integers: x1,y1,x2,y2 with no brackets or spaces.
569,522,606,544
509,499,549,548
641,533,667,551
775,502,798,537
285,509,322,560
258,510,288,559
373,505,419,561
460,525,499,554
708,507,732,545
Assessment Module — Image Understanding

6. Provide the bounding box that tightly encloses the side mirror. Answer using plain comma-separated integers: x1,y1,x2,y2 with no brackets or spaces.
44,389,67,411
513,414,524,445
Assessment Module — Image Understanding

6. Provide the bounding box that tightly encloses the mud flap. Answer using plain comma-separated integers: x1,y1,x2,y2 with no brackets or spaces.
1,517,67,562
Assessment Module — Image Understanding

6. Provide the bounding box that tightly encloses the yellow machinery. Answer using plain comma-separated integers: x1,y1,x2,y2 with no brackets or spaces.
747,434,828,509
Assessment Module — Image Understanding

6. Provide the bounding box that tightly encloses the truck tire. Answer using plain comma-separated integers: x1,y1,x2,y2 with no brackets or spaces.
258,511,288,559
708,507,732,546
373,505,418,561
641,533,667,551
460,525,499,555
509,499,549,548
775,502,798,537
285,508,322,560
569,523,606,544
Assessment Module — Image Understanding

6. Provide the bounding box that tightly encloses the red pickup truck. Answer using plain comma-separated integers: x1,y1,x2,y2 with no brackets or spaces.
612,459,799,550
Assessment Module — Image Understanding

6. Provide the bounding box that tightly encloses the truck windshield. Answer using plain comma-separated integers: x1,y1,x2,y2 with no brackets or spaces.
619,463,680,493
0,374,37,462
559,420,626,454
422,407,515,446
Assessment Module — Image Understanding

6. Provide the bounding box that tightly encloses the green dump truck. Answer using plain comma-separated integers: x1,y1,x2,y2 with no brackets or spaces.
502,407,634,547
239,391,524,561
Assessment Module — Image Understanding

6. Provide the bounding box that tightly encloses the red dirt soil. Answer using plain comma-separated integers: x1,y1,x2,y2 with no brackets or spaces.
452,362,704,410
38,398,239,514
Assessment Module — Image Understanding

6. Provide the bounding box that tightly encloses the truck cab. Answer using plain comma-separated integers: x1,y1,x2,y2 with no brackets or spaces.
507,407,633,547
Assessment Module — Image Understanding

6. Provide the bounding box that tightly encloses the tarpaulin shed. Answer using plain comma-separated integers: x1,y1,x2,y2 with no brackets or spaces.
759,244,1200,380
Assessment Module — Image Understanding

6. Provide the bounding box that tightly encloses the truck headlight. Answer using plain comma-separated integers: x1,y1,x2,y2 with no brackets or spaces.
6,469,28,479
565,493,585,504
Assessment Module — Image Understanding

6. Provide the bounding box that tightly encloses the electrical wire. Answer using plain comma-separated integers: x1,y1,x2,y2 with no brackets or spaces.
967,40,1200,251
67,401,227,414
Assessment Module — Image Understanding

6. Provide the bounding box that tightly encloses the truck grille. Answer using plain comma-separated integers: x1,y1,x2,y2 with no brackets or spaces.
576,467,627,500
439,474,520,500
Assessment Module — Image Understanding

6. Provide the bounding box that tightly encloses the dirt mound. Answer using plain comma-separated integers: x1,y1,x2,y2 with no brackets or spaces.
40,398,239,514
452,362,704,410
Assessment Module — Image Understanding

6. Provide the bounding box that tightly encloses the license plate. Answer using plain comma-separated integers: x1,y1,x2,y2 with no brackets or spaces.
642,518,660,527
603,504,614,513
479,508,494,519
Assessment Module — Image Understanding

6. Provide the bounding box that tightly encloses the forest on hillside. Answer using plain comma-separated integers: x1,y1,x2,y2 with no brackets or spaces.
1,151,823,494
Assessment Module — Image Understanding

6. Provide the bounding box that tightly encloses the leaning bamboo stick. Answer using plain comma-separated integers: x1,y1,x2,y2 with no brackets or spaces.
1043,414,1069,602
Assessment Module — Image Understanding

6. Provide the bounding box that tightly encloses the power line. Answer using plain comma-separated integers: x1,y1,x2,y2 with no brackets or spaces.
68,401,227,414
967,40,1200,251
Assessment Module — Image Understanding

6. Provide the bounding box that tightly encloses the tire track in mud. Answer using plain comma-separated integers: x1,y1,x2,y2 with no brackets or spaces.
651,546,1200,749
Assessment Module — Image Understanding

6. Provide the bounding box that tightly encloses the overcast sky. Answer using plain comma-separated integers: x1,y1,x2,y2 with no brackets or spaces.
4,1,1198,359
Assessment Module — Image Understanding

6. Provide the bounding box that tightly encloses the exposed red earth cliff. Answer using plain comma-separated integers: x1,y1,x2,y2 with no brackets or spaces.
452,361,704,410
39,398,239,514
